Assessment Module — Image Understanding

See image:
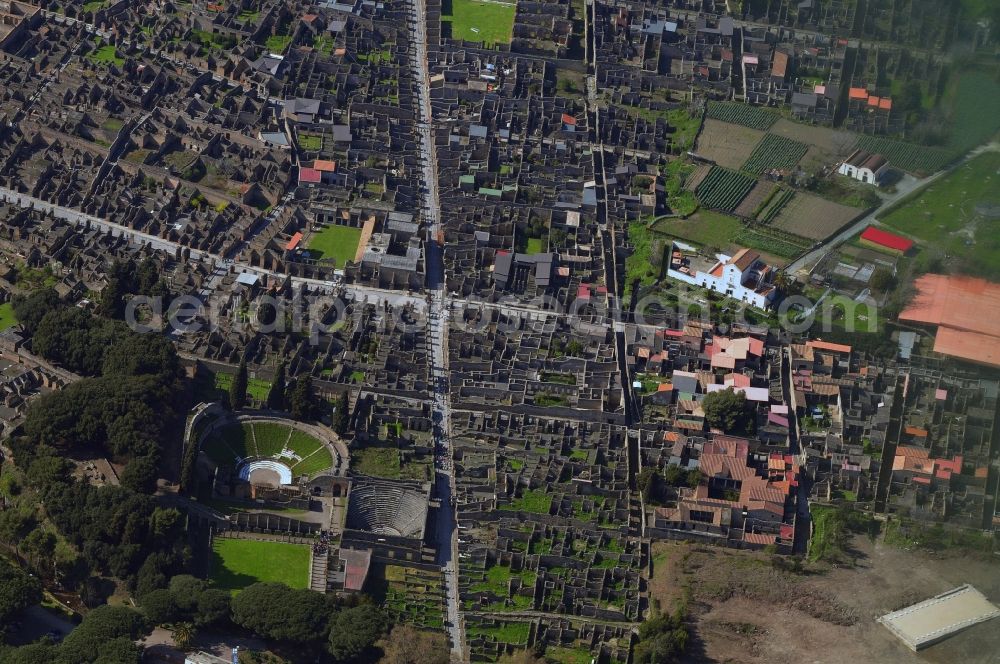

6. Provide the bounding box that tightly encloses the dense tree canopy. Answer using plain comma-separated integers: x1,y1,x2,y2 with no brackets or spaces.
326,603,391,660
0,559,42,626
266,363,286,411
231,583,336,644
702,388,755,436
23,375,179,460
377,625,450,664
634,609,689,664
10,288,61,336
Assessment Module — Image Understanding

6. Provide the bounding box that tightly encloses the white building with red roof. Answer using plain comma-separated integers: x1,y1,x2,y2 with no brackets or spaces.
667,243,778,309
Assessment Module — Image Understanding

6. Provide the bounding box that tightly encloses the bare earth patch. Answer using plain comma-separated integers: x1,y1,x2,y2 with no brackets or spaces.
695,119,765,169
649,537,1000,664
771,192,862,240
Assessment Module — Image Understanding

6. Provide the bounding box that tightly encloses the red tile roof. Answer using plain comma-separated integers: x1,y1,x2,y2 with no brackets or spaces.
806,339,852,354
299,167,322,183
860,226,914,252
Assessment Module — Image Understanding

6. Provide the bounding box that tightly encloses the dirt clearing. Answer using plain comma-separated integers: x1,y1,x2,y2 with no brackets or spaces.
648,536,1000,664
695,119,764,169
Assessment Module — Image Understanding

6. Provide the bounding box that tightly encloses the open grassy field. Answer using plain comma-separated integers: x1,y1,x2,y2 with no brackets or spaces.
307,224,363,266
442,0,516,45
880,152,1000,279
210,538,309,593
944,68,1000,155
0,303,17,331
652,210,744,250
353,446,401,478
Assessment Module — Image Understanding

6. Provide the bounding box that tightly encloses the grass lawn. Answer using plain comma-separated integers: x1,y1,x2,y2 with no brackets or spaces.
807,505,837,563
89,44,123,66
298,133,323,151
466,621,530,644
880,152,1000,279
353,447,401,478
442,0,516,45
212,371,272,402
525,237,545,254
0,303,16,331
210,538,309,593
265,34,292,53
543,646,594,664
101,118,124,132
821,294,880,334
652,210,744,250
307,224,363,266
510,490,552,514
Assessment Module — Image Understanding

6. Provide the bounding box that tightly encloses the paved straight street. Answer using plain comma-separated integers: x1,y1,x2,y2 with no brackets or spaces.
406,0,466,657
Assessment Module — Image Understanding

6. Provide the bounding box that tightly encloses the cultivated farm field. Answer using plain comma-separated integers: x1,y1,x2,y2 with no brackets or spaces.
694,119,764,169
705,101,778,130
695,166,756,211
853,135,952,175
741,133,809,175
733,180,777,218
771,192,863,240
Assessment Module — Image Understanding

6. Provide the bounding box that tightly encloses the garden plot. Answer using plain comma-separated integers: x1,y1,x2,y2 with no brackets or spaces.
694,119,765,169
853,135,952,175
741,134,809,175
705,101,778,130
771,192,863,241
695,166,757,212
733,180,777,219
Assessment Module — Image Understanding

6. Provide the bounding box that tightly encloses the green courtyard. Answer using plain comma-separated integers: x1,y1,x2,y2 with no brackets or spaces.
307,224,363,266
209,538,310,593
0,303,16,331
442,0,516,46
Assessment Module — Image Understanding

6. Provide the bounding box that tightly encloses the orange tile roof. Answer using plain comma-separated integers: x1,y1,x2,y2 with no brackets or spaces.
879,98,892,110
313,159,336,171
905,425,928,438
807,340,852,354
900,274,1000,367
849,87,868,100
867,95,881,107
896,446,930,459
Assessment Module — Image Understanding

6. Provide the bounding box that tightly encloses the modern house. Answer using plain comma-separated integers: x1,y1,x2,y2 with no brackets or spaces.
838,148,889,185
667,244,778,309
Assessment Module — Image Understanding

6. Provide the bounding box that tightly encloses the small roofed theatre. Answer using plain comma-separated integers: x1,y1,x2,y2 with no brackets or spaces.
838,148,889,185
668,243,778,309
